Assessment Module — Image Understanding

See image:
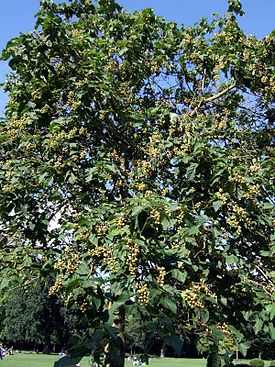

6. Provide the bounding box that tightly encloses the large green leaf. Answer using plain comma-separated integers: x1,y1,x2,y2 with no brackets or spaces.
171,269,187,283
160,297,177,314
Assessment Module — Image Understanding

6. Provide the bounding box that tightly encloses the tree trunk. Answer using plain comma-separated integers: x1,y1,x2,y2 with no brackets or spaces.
160,341,166,358
104,306,125,367
207,344,221,367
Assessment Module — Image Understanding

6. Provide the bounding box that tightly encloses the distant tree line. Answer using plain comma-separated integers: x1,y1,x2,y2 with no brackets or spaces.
0,280,89,352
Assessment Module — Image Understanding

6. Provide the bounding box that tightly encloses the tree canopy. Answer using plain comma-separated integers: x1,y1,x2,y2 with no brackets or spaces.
0,0,274,366
0,281,87,350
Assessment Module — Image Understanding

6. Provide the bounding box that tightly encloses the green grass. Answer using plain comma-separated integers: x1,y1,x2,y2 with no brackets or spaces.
1,353,60,367
0,353,271,367
0,354,206,367
138,357,206,366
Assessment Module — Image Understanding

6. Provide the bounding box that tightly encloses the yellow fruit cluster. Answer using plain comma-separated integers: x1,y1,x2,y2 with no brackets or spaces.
136,284,150,305
77,231,89,241
243,184,260,199
216,188,228,204
214,118,227,130
197,281,217,299
54,157,63,168
49,131,66,149
116,180,124,188
150,60,159,74
227,215,242,235
71,28,85,40
217,323,236,351
2,184,14,193
173,145,190,156
149,132,160,144
31,90,42,100
6,128,17,141
5,170,13,180
231,204,247,220
148,147,158,157
218,323,231,335
8,116,29,129
161,188,168,196
54,254,80,275
49,278,62,296
67,91,75,105
127,240,139,277
26,143,35,152
79,126,88,136
194,202,202,209
79,300,89,313
103,59,119,73
182,281,217,309
171,242,180,250
54,259,67,271
67,127,78,140
176,210,185,222
137,182,146,191
219,338,237,352
108,149,119,160
116,215,126,229
89,246,116,271
156,266,166,287
250,163,260,173
66,261,78,275
150,209,161,224
88,246,105,258
182,288,204,309
137,160,151,174
228,172,246,184
95,224,108,236
103,249,116,272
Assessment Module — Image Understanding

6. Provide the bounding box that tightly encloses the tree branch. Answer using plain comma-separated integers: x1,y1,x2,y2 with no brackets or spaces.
204,83,237,103
190,82,236,117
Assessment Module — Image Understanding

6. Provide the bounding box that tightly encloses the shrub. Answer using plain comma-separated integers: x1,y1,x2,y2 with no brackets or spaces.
269,361,275,367
250,359,264,367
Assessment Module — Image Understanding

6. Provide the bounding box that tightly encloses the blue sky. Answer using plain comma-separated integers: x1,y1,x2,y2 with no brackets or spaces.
0,0,274,114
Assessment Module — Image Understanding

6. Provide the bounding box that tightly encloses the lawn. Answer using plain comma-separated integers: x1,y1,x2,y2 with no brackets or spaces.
0,353,271,367
0,354,206,367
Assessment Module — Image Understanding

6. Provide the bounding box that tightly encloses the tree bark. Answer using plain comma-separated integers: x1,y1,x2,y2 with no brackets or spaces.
160,341,166,358
104,306,125,367
207,344,221,367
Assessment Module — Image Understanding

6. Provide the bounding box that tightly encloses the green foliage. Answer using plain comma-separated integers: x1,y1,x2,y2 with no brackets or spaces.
1,282,59,345
0,0,274,365
0,281,84,348
227,0,245,16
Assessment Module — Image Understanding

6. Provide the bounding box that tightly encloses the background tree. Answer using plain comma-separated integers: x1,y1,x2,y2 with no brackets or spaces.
0,280,86,351
0,0,274,366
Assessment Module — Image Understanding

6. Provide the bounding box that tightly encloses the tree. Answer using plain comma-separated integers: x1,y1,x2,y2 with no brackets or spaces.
0,281,86,351
0,0,274,366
